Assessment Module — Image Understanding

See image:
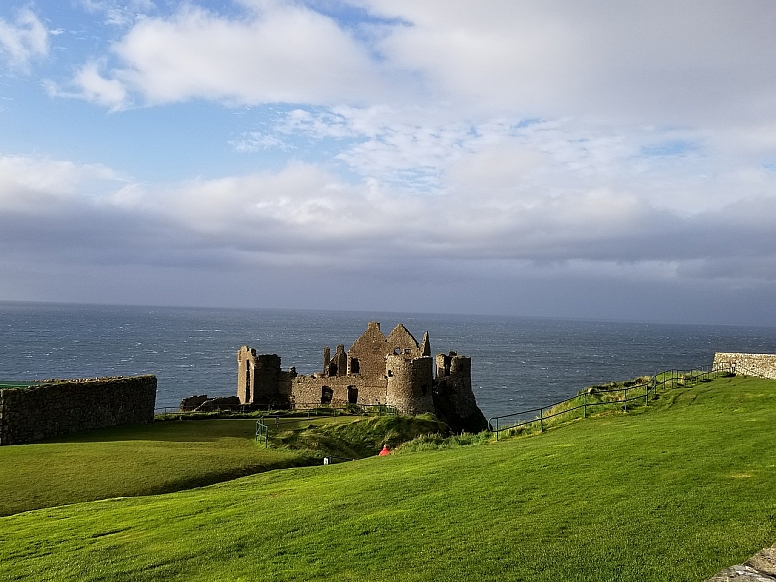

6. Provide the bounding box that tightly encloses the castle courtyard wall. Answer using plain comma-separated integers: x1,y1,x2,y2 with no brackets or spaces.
290,375,387,407
0,375,157,445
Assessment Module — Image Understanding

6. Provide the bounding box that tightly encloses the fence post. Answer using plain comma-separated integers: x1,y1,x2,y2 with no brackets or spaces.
583,392,587,418
624,387,628,412
540,408,544,432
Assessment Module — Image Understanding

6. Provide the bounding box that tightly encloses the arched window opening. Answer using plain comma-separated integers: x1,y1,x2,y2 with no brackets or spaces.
321,386,333,405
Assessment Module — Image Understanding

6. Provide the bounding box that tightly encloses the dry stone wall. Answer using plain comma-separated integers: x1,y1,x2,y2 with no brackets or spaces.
713,353,776,380
0,375,156,445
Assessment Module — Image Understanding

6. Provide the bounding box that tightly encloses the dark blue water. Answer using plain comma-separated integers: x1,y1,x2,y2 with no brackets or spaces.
2,301,776,420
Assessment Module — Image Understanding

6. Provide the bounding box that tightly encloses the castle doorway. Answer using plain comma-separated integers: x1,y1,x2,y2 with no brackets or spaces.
321,386,333,405
347,386,358,404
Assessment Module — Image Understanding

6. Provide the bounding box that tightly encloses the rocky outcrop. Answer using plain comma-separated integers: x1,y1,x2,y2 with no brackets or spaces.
179,394,208,411
706,543,776,581
194,396,242,412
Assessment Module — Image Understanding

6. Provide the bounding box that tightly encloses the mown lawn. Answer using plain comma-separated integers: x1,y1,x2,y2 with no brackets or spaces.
0,417,347,516
1,376,775,581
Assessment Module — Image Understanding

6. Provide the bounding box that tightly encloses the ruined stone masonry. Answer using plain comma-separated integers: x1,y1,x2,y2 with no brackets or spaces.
713,353,776,380
236,322,488,433
0,375,157,445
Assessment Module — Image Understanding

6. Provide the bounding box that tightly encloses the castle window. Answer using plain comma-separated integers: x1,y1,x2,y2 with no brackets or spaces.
394,347,402,355
328,362,338,376
347,386,358,404
350,358,360,374
321,386,333,405
404,348,411,355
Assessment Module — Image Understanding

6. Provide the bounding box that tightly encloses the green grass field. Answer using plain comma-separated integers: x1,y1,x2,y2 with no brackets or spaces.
1,375,775,581
0,414,445,516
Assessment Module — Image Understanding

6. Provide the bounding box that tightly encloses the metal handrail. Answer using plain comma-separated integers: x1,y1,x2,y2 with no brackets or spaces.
488,363,733,439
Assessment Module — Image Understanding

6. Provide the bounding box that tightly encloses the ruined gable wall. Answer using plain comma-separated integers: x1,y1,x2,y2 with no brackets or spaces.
347,322,389,379
713,353,776,380
0,376,156,446
386,324,421,357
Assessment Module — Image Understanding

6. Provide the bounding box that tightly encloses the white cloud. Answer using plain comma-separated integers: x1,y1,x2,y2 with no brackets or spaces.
79,3,387,108
231,131,292,152
78,0,156,27
44,61,130,112
0,8,48,72
348,0,776,126
0,155,119,214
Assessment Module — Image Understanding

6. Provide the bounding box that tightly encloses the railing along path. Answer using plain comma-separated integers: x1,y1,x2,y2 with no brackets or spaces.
488,364,734,440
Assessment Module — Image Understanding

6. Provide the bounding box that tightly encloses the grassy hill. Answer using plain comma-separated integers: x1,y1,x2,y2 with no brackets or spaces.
1,375,775,581
0,414,446,516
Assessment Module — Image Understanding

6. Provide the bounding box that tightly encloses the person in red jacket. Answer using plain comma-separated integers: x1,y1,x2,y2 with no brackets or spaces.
378,444,391,456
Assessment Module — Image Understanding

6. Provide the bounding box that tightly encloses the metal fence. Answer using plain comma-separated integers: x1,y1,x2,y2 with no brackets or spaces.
488,363,734,440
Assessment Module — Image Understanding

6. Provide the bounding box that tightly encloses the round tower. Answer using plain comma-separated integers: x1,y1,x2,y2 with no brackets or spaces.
385,355,434,415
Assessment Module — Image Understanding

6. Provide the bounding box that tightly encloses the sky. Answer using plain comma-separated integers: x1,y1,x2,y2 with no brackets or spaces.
1,0,776,324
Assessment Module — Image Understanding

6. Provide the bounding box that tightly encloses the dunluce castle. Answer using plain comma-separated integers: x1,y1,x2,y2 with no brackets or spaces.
237,322,488,433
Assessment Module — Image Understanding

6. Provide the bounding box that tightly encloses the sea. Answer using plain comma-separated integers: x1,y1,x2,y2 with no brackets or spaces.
2,301,776,421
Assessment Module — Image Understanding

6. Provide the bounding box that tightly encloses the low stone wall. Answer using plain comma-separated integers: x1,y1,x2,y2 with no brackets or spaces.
0,375,157,445
713,353,776,380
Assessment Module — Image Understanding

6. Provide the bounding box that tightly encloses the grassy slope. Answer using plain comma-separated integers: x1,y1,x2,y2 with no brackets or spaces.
0,415,444,516
0,418,340,516
2,376,776,581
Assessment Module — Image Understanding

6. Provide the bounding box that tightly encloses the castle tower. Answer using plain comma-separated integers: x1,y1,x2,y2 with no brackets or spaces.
385,355,434,415
433,352,487,433
237,346,257,404
237,346,282,405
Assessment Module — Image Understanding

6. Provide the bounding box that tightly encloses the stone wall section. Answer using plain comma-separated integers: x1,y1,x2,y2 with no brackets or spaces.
713,353,776,380
433,353,488,433
0,375,156,445
291,375,387,408
347,321,390,379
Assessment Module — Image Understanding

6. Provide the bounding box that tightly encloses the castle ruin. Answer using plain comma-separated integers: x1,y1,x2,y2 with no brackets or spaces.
237,322,487,433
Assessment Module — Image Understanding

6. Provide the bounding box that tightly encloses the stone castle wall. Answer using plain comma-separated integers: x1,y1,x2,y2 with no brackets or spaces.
290,375,387,408
713,353,776,380
432,353,488,433
385,355,434,415
0,375,157,445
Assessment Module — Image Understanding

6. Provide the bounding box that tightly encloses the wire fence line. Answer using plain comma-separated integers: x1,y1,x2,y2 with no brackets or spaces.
488,363,735,440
